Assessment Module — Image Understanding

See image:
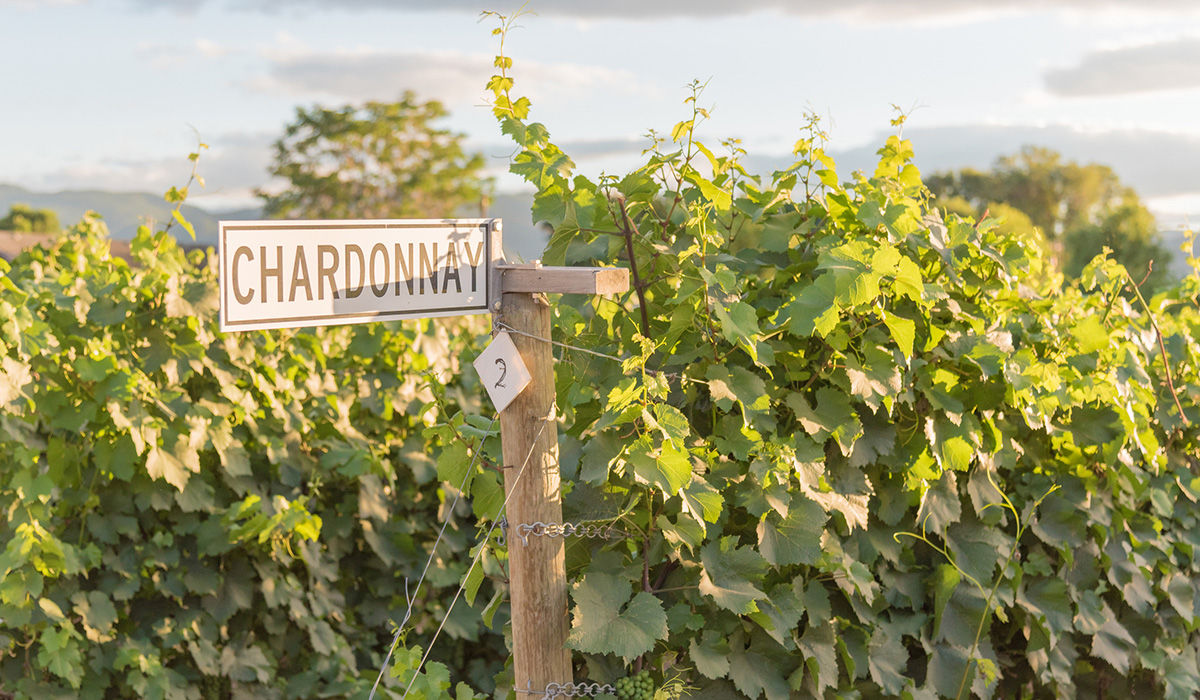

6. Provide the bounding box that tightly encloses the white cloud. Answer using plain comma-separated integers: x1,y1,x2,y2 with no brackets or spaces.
0,0,85,6
1146,193,1200,229
135,38,238,70
1045,37,1200,96
31,132,275,211
251,48,638,106
195,38,235,59
122,0,1200,22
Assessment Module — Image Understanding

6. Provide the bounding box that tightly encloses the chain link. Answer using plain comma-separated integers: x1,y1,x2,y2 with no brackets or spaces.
516,682,616,700
494,517,627,547
514,521,626,546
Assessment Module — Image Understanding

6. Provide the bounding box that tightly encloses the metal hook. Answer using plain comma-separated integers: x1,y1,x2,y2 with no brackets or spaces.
496,517,508,548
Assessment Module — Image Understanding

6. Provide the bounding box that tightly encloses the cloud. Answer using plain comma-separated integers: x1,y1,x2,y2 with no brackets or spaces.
554,137,649,158
31,132,275,211
0,0,85,6
743,124,1200,200
118,0,1200,21
135,38,238,70
1045,37,1200,96
253,48,637,106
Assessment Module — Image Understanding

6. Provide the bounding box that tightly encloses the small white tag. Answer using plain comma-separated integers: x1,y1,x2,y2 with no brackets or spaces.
473,332,532,413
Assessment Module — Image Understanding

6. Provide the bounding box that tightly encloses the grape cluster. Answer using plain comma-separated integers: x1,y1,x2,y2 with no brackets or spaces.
615,671,655,700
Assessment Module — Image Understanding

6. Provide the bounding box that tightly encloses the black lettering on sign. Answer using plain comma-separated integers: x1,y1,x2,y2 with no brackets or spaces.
394,242,415,295
419,242,439,295
232,246,254,304
463,241,484,292
317,245,340,300
290,247,313,302
442,241,462,294
260,245,284,303
369,243,389,298
345,244,365,299
494,358,507,388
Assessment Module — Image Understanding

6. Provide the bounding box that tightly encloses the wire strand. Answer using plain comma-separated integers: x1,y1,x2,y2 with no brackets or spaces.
493,320,702,384
495,320,627,363
399,407,553,700
368,413,499,700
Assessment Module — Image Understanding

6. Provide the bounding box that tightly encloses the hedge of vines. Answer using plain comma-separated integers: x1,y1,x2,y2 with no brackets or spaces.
0,213,507,699
4,14,1200,700
429,12,1198,700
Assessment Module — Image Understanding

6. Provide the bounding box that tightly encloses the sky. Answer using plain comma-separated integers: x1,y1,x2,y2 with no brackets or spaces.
2,0,1200,229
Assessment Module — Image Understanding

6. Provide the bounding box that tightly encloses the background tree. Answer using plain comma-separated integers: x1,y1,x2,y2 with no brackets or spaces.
259,91,489,220
926,145,1172,288
0,203,60,233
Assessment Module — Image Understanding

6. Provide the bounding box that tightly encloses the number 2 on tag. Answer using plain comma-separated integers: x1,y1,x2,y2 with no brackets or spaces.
472,333,531,412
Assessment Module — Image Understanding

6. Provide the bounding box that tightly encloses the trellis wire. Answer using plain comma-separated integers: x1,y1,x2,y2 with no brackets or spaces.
493,320,702,385
367,413,498,700
396,407,555,700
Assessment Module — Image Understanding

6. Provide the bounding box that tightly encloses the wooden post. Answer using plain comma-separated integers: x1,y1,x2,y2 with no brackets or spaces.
498,289,572,695
495,263,629,697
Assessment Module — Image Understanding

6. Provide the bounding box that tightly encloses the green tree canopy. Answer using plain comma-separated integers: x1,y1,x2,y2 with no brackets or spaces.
0,203,60,233
259,91,489,220
926,146,1172,288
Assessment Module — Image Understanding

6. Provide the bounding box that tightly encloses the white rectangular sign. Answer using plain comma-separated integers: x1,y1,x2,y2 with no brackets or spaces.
218,218,501,332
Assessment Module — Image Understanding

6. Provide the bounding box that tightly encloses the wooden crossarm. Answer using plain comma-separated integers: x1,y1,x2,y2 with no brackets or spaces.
498,264,630,296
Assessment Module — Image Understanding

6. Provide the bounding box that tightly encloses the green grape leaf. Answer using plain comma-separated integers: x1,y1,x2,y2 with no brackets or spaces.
796,622,837,695
789,387,862,457
689,629,731,679
698,537,768,614
728,630,791,700
930,564,961,640
1070,315,1109,354
712,298,761,351
756,494,826,566
867,627,909,695
1091,617,1136,675
782,275,839,338
892,254,924,302
628,436,693,493
706,365,770,426
1018,577,1073,636
925,417,975,472
884,312,916,359
567,572,668,663
146,443,191,491
844,345,901,410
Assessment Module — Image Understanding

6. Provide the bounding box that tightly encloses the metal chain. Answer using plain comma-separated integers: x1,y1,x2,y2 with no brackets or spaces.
514,521,627,547
516,682,617,700
496,516,627,547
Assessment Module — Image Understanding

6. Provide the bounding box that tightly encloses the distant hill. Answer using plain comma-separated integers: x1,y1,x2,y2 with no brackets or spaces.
0,183,260,244
0,184,547,259
1162,229,1197,281
4,183,1191,279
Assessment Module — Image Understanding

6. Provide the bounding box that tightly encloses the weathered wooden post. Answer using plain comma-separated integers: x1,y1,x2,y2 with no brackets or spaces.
493,262,629,696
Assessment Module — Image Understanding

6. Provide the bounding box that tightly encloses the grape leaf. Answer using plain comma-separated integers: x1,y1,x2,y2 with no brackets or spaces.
567,572,667,663
756,494,826,566
782,275,839,338
698,537,767,615
690,629,731,679
728,629,791,700
707,364,770,426
789,387,862,457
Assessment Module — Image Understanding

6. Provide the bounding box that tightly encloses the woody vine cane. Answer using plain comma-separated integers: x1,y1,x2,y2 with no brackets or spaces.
493,261,629,698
